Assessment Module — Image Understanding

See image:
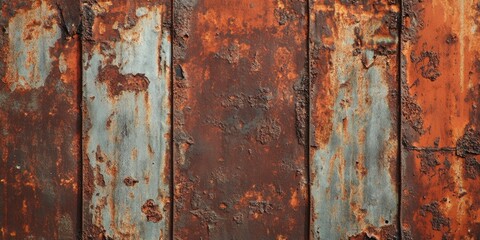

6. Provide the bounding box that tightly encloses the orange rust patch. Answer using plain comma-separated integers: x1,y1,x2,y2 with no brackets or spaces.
97,65,150,97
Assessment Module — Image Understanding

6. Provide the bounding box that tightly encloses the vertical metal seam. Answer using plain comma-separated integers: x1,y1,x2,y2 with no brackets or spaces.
397,0,403,239
169,0,175,239
79,0,85,237
306,0,312,239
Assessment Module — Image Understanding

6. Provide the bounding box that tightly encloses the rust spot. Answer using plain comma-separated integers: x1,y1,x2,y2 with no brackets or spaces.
248,201,273,215
465,157,480,179
294,75,308,145
420,202,450,231
94,166,106,187
419,151,440,174
97,65,150,97
233,212,244,224
274,8,293,26
445,33,458,44
411,50,441,81
402,0,424,42
141,199,162,223
220,88,272,110
256,119,281,145
348,224,398,240
456,127,480,157
81,2,94,41
475,58,480,73
215,42,240,64
401,75,424,135
349,232,377,240
123,177,139,186
190,209,219,224
95,145,106,162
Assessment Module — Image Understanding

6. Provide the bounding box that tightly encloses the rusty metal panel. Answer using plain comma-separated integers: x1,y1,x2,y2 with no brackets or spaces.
310,1,400,239
81,0,171,239
172,0,309,238
401,0,480,238
0,0,81,239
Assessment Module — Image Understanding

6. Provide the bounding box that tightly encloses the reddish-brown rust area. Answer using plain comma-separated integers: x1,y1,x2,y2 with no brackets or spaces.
401,0,480,238
0,0,81,239
97,65,150,97
173,0,308,238
141,199,162,223
348,224,398,240
123,176,139,187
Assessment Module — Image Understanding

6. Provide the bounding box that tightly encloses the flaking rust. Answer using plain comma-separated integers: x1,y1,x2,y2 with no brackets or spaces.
82,0,171,239
0,0,81,239
310,1,400,239
173,0,309,239
401,0,480,238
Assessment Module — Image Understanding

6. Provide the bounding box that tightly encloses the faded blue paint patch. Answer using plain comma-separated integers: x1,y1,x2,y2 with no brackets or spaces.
311,18,397,239
83,7,170,239
6,1,61,91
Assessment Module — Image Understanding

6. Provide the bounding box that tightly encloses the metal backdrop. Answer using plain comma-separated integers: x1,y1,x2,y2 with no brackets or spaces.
0,0,479,239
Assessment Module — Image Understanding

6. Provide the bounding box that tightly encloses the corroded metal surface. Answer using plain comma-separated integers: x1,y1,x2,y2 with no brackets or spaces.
172,0,309,238
310,1,400,239
0,0,81,239
2,0,480,239
401,0,480,239
81,0,171,239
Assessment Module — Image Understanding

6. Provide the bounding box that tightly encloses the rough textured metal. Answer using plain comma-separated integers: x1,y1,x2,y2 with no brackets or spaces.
401,0,480,239
81,0,171,239
3,1,480,239
310,1,400,239
172,0,309,238
0,0,81,239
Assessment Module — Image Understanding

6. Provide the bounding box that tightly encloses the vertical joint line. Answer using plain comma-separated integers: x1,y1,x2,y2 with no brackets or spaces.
169,0,175,239
397,0,403,238
306,0,312,239
79,0,85,237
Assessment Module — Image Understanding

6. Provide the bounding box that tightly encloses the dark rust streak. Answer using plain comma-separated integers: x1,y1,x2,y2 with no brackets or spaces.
397,1,403,238
403,146,457,152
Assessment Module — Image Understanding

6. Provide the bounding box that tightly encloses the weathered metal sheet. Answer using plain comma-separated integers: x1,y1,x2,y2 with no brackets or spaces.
172,0,309,238
81,0,171,239
310,1,400,239
0,0,81,239
401,0,480,238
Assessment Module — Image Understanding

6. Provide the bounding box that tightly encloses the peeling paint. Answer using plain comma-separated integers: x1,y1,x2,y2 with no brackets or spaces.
310,1,399,239
4,1,61,91
82,4,171,239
